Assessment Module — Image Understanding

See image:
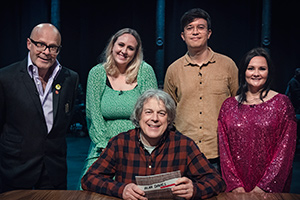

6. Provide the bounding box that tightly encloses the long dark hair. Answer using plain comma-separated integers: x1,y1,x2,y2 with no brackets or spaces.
237,47,273,104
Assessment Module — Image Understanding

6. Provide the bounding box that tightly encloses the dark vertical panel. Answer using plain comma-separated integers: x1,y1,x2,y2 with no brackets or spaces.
51,0,60,29
156,0,165,88
261,0,271,52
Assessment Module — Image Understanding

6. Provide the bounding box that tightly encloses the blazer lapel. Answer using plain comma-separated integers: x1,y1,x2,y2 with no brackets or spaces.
52,68,66,121
20,60,44,118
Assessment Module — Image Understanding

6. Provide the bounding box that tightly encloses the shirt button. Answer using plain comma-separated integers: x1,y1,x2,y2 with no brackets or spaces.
149,165,152,169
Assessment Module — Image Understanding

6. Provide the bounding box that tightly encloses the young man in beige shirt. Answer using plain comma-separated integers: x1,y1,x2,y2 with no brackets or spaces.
164,8,239,171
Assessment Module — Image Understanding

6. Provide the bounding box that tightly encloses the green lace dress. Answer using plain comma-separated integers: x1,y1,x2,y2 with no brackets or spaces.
77,61,157,189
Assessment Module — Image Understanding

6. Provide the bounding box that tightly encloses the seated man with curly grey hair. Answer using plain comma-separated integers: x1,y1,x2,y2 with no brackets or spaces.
81,89,226,200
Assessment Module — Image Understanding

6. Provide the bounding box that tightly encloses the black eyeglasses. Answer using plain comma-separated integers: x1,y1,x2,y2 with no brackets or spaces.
29,38,61,54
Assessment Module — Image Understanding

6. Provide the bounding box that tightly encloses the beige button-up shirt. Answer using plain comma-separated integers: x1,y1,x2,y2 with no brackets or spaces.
164,48,239,159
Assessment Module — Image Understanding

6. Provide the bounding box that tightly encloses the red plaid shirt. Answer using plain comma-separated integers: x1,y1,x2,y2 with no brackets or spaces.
82,129,226,199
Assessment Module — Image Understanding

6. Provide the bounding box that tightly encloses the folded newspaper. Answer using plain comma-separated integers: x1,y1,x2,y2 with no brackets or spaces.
136,170,183,199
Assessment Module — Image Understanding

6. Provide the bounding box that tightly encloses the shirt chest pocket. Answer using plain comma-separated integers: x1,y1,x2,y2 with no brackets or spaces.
206,75,229,95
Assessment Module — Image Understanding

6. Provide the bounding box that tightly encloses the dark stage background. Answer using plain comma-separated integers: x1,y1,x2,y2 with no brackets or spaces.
0,0,299,93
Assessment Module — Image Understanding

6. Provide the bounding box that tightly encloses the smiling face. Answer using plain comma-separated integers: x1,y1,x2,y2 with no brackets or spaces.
181,18,212,50
245,56,269,92
112,33,138,69
139,98,169,147
27,24,61,74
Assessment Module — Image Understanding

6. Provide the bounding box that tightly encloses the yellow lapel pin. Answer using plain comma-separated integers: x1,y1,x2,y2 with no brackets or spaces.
55,84,61,90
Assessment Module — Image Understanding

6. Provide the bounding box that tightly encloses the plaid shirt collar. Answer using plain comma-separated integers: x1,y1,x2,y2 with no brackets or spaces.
136,128,170,152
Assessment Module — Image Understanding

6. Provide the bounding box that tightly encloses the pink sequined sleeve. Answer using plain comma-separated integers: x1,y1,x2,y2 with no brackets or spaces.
257,97,297,192
218,100,244,192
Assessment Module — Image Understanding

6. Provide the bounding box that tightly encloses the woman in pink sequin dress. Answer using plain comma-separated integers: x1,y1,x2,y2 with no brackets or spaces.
218,48,297,193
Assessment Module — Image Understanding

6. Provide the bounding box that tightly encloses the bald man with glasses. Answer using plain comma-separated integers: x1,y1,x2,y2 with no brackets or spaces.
0,23,79,192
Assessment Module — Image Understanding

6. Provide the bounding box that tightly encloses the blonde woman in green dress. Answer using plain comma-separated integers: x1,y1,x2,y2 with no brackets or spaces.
78,28,157,189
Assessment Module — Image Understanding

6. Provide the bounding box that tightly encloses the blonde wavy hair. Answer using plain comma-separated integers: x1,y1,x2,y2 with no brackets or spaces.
102,28,143,84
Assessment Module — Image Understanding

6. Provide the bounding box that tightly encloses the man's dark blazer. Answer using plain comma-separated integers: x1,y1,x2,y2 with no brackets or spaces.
0,57,79,190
